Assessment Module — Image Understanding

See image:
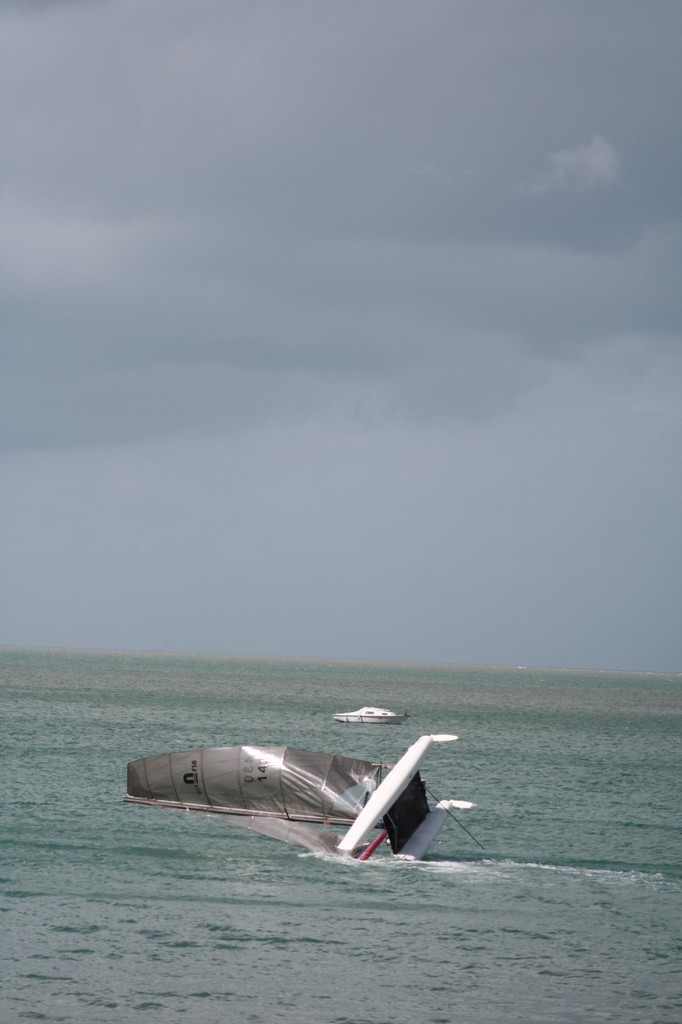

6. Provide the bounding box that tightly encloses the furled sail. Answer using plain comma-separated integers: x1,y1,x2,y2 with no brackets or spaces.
125,745,382,826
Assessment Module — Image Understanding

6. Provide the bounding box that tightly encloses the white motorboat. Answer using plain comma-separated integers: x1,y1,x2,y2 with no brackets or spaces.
333,706,408,724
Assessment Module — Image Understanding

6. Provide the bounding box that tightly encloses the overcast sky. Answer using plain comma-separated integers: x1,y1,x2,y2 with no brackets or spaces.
1,0,681,672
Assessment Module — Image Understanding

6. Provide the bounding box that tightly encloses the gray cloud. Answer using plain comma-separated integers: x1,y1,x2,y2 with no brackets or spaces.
1,0,680,670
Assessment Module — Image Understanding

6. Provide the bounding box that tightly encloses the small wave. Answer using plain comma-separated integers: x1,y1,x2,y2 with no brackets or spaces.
303,849,677,888
413,856,675,888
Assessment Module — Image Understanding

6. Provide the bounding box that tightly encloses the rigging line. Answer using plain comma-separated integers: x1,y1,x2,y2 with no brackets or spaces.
424,784,485,851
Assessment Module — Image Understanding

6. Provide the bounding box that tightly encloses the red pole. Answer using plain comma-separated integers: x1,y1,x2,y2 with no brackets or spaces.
356,828,388,861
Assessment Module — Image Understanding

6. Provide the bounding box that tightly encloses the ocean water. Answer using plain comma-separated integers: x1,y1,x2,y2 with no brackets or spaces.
1,647,680,1024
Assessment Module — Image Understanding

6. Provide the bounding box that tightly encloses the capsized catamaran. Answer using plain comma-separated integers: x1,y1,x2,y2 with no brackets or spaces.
124,734,476,860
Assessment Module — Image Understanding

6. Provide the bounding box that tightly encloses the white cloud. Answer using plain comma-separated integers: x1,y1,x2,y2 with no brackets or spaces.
523,135,621,194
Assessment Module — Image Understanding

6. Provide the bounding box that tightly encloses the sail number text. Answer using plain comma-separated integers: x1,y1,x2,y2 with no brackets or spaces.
242,757,269,784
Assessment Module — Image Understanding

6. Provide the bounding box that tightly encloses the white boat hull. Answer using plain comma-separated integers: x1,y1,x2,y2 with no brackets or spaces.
337,734,457,855
333,713,408,724
395,799,474,860
333,706,408,724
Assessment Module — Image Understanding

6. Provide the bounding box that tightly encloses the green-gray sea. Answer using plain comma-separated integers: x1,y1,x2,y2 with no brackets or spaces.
1,647,680,1023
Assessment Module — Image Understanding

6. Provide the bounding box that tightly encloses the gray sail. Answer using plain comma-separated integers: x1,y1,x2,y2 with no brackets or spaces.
125,745,382,825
